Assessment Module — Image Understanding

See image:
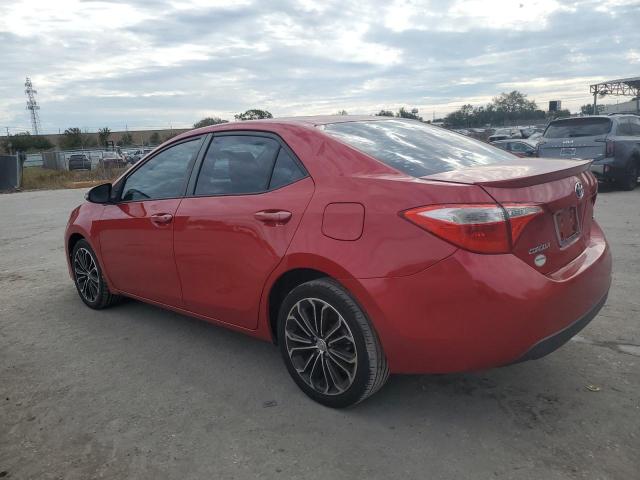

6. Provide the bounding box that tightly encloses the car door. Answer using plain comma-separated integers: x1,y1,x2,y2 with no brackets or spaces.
173,133,314,330
96,136,204,306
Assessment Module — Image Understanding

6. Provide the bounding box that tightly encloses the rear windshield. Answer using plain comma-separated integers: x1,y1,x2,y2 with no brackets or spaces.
323,119,514,177
543,118,612,139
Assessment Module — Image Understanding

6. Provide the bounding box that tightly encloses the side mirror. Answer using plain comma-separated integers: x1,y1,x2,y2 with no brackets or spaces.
86,183,112,204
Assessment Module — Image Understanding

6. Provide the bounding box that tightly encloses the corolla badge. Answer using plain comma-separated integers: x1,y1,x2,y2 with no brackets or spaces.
575,181,585,199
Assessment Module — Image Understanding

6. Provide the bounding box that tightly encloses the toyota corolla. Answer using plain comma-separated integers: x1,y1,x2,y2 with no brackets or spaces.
65,116,612,407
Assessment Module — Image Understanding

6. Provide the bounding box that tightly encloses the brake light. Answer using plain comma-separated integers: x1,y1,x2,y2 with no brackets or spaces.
605,140,615,157
402,203,543,254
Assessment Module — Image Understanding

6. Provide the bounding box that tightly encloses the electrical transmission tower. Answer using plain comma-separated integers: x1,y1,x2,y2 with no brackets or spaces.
25,76,42,135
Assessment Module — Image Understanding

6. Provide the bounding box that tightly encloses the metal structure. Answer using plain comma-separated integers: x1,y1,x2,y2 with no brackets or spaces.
25,76,42,135
590,76,640,113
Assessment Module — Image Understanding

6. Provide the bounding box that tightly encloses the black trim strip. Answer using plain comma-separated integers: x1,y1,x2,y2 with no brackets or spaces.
511,292,608,364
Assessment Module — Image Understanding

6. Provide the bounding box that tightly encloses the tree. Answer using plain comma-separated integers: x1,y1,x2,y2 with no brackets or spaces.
149,132,161,145
234,109,273,121
375,110,394,117
194,117,228,128
444,90,546,128
98,127,111,146
1,132,52,153
162,132,179,142
335,110,348,115
82,134,98,148
396,107,423,121
117,132,134,147
61,128,83,149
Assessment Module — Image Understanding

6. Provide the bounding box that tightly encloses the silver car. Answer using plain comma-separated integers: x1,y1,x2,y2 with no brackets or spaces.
538,115,640,190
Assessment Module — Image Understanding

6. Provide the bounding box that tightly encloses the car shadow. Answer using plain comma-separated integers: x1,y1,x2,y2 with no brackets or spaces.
75,292,588,433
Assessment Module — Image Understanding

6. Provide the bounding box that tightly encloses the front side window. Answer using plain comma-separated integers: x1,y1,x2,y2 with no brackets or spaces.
195,136,281,195
121,138,201,201
323,119,514,177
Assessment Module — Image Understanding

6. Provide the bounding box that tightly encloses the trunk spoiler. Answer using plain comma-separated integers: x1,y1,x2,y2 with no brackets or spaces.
422,158,592,188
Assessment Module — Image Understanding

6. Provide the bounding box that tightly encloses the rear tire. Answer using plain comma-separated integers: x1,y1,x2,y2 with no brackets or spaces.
71,239,120,309
619,162,638,191
277,278,389,408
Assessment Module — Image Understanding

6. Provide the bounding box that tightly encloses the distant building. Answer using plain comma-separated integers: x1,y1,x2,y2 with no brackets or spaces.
548,100,562,112
602,99,640,114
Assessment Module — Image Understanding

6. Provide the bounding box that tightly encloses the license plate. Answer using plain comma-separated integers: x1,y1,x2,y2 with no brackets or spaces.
554,207,580,246
560,147,576,156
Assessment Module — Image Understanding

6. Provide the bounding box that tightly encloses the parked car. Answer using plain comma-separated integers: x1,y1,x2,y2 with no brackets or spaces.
538,115,640,190
68,154,92,171
488,127,523,142
65,116,611,407
99,151,127,169
491,139,538,157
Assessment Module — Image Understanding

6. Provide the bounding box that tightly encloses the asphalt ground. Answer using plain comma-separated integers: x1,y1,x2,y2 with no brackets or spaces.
1,186,638,479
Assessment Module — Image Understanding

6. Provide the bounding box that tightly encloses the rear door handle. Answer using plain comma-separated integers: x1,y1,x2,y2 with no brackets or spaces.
150,213,173,225
254,210,292,225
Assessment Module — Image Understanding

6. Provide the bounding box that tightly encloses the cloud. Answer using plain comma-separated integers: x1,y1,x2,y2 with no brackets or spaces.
0,0,639,133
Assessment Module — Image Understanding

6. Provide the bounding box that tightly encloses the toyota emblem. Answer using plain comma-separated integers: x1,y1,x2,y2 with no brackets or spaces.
575,181,585,199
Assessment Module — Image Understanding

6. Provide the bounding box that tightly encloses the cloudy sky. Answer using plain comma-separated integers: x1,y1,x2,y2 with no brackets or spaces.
1,0,639,134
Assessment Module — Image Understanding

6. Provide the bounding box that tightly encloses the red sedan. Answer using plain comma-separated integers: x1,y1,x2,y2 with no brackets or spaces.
65,116,611,407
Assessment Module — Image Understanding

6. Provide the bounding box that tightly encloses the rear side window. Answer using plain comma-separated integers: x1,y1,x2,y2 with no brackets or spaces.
323,119,514,177
617,120,633,136
543,118,612,138
269,149,305,189
121,138,201,201
630,118,640,136
195,136,280,195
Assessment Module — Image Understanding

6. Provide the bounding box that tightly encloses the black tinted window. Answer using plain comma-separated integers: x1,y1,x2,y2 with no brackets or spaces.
195,136,279,195
269,149,305,189
121,139,201,201
511,142,532,153
323,119,514,177
544,118,612,138
629,118,640,136
617,120,633,136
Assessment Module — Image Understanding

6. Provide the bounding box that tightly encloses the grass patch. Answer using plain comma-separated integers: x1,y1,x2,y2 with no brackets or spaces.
21,166,128,191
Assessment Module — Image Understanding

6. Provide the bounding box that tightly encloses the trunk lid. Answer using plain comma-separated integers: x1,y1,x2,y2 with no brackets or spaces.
423,158,597,274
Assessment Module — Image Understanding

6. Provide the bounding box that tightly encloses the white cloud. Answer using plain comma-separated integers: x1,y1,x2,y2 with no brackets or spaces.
0,0,638,133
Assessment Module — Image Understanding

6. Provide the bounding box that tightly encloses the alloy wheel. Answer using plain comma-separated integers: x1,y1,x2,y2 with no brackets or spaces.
284,297,358,395
74,247,100,303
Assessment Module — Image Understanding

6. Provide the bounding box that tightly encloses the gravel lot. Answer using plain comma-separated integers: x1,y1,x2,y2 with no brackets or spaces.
1,186,638,480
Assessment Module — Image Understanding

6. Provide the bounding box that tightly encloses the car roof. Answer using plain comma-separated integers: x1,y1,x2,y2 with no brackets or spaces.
169,115,405,144
550,115,620,122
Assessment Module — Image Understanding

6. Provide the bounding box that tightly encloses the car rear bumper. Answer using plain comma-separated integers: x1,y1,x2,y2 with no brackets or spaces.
343,220,612,374
510,292,607,364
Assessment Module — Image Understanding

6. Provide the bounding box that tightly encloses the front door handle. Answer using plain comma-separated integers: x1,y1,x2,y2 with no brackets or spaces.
254,210,292,225
150,213,173,225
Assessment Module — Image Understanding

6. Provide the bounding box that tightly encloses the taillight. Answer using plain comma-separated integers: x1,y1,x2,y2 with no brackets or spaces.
605,140,615,157
402,203,543,254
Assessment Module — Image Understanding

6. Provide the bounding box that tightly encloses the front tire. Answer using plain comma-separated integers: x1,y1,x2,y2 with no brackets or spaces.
277,278,389,408
71,239,120,309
